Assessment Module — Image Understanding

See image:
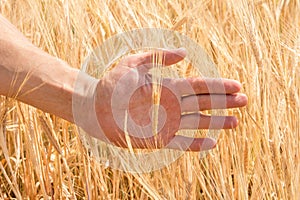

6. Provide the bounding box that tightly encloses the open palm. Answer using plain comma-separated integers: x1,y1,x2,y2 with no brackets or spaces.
93,48,247,151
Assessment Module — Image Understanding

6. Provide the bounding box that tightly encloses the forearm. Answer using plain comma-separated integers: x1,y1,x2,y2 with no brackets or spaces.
0,14,82,122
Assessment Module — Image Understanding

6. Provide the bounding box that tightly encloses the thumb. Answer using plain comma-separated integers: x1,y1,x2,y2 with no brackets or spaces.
141,47,187,66
125,48,187,70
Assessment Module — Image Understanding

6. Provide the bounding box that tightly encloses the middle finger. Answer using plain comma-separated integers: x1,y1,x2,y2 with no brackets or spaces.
181,93,248,112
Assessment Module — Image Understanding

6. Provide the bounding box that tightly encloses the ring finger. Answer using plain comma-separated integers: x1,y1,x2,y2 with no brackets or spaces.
179,113,239,129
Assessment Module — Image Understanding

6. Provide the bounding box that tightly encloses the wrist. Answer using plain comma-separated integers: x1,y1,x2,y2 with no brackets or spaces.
72,71,108,141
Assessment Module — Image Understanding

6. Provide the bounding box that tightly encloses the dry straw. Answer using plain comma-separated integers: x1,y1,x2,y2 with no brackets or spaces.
0,0,299,199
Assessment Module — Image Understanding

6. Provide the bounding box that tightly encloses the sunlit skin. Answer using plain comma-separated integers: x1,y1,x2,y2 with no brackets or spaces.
95,49,248,151
0,14,248,152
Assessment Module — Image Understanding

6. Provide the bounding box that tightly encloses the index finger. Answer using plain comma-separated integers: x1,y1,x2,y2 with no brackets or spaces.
173,78,242,95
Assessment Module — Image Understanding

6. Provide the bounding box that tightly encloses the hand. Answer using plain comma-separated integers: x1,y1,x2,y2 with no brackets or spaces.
0,14,247,152
93,48,248,151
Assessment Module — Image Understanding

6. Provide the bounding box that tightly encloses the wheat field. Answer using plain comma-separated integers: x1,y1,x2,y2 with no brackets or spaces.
0,0,299,199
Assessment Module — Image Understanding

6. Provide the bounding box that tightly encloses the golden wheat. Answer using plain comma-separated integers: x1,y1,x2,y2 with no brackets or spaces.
0,0,299,199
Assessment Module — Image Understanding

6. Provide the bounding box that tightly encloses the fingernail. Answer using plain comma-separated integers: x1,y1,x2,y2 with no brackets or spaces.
176,47,187,57
201,138,217,151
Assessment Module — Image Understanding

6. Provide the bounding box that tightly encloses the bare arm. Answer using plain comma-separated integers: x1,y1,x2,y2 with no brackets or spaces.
0,14,83,122
0,14,247,151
